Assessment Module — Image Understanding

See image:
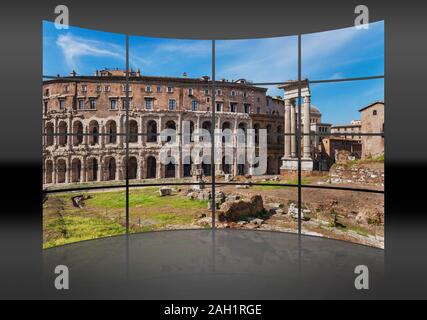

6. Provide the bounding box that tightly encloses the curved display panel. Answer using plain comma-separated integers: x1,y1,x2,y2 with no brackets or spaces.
42,21,384,249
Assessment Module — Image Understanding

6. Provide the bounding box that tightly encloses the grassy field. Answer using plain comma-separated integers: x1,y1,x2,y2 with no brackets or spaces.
43,187,208,248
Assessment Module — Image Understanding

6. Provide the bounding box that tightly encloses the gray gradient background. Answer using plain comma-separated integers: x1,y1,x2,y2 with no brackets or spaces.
0,0,426,299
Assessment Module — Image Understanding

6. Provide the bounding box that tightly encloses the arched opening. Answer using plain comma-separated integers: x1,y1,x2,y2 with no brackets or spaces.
146,156,157,178
105,120,117,144
45,122,54,146
277,125,284,145
57,159,66,183
58,121,67,146
128,156,138,179
183,156,192,177
89,120,99,145
128,119,138,143
238,122,247,144
72,121,83,146
222,121,231,144
222,156,232,174
105,157,116,181
45,160,53,184
165,162,176,178
87,158,98,182
71,158,81,182
147,120,157,143
201,121,212,142
165,120,176,143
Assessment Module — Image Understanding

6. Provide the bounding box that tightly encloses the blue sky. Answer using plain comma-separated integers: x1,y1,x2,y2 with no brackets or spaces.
43,20,384,125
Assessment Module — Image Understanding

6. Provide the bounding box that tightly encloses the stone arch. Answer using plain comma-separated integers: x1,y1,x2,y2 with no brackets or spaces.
165,162,176,178
238,122,247,144
57,121,67,147
56,158,67,183
105,120,117,144
45,122,54,146
128,156,138,179
201,120,212,142
104,156,116,181
89,120,99,145
128,119,138,143
222,121,231,144
165,120,177,143
87,157,98,182
45,159,53,184
146,156,157,178
71,158,81,182
72,120,83,146
147,120,157,143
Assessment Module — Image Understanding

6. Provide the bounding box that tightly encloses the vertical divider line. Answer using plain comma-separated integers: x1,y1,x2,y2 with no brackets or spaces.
125,34,130,234
297,35,302,236
211,40,216,230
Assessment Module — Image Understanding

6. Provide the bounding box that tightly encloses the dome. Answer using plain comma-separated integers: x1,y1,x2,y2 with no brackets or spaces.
310,105,321,114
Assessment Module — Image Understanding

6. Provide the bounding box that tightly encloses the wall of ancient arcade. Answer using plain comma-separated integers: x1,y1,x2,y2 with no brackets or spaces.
42,110,284,185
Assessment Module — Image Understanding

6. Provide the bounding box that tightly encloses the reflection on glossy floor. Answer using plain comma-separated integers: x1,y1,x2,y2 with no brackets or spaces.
42,229,384,299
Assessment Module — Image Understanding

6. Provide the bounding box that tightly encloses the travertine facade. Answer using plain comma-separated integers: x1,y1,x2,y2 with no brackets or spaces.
42,70,299,185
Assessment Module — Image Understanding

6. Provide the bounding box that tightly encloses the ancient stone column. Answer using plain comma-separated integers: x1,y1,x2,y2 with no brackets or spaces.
290,100,296,158
284,99,291,158
303,94,311,158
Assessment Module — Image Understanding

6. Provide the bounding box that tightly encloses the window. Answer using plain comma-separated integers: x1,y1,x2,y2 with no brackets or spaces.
96,85,101,92
44,101,48,114
104,85,110,92
189,88,193,96
59,99,65,110
168,99,176,110
244,104,250,113
243,92,247,98
81,85,87,92
122,84,132,92
89,99,96,109
230,103,237,113
216,89,222,95
206,97,210,103
145,98,153,110
256,107,261,114
167,86,173,93
78,99,84,110
146,85,152,93
110,99,117,110
45,88,49,96
373,110,377,115
157,85,161,93
191,100,198,111
231,90,236,97
64,85,69,93
216,102,223,112
204,89,209,96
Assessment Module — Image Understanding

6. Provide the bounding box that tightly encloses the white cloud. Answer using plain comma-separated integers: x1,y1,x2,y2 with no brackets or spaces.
56,34,124,70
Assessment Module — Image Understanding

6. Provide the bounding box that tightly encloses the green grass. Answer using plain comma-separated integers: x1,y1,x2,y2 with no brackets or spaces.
43,187,208,248
43,215,125,249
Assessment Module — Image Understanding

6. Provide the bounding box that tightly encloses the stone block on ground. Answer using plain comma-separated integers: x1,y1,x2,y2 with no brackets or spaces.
159,187,172,196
